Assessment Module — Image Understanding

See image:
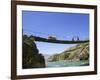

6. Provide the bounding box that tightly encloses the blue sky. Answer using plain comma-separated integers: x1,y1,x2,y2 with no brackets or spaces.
22,11,89,55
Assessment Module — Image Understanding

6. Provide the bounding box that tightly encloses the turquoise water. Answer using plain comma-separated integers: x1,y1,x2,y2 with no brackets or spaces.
46,60,89,67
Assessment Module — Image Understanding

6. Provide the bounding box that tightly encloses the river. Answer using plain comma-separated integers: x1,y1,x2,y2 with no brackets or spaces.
46,60,89,68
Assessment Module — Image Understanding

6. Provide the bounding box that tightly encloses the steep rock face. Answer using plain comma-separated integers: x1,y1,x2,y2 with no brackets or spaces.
22,35,45,69
48,42,89,62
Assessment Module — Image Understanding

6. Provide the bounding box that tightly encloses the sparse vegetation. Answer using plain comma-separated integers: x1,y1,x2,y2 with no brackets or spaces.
48,42,89,63
22,35,45,69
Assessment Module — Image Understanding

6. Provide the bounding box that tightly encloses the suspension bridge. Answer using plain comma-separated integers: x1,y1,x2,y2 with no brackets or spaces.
23,29,89,44
29,35,89,44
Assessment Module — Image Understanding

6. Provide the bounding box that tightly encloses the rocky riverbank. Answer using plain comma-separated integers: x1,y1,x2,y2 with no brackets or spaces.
48,42,89,62
22,35,45,69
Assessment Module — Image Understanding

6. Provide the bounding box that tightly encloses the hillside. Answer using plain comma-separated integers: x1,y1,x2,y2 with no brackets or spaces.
22,35,45,69
48,42,89,62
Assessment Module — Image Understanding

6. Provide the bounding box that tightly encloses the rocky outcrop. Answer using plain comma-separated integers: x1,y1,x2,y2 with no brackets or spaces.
48,42,89,62
22,35,45,69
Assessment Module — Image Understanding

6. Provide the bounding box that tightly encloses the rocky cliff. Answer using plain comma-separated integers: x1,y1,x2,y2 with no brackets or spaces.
22,35,45,69
48,42,89,62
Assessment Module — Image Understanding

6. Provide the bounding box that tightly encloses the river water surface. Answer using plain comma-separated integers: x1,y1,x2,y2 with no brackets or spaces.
46,60,89,68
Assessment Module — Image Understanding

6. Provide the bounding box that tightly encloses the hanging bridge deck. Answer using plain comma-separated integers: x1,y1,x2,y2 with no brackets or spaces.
30,36,89,44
